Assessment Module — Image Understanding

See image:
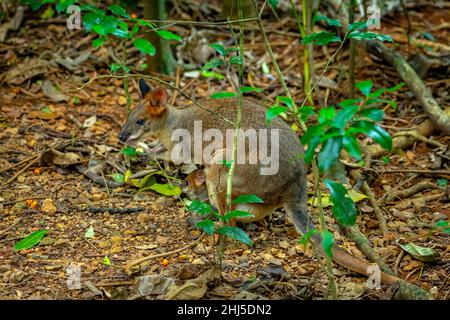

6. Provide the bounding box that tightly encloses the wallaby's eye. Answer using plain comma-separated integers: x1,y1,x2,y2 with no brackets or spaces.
136,119,145,126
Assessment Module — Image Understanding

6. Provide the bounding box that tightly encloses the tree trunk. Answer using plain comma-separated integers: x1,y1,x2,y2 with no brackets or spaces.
143,0,176,75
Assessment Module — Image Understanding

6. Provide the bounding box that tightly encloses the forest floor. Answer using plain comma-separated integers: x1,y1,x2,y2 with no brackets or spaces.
0,2,449,300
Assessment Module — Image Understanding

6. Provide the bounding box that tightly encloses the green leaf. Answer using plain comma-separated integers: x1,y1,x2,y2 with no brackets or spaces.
202,58,225,71
348,21,366,32
301,124,326,145
349,31,393,42
188,200,212,215
332,105,359,130
102,255,111,265
197,219,215,235
266,106,288,125
323,180,357,225
138,173,158,191
229,56,243,65
350,120,392,151
216,227,253,246
302,31,341,46
221,210,254,222
83,12,105,32
135,19,156,28
435,220,450,234
360,108,384,121
276,96,294,109
318,106,336,124
56,0,76,13
84,226,95,238
321,231,334,258
318,136,343,172
355,79,373,97
338,98,361,108
297,106,315,122
387,82,405,92
437,178,448,187
14,229,48,251
298,229,318,246
209,43,225,56
148,183,182,196
122,147,138,156
210,92,237,99
313,13,341,26
268,0,279,9
133,38,156,56
240,86,262,93
201,70,224,80
112,173,125,184
92,37,106,49
156,30,182,42
342,135,361,160
232,194,264,205
398,242,440,262
108,4,130,18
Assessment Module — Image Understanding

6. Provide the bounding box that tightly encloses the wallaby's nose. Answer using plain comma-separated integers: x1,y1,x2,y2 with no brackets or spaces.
118,132,128,143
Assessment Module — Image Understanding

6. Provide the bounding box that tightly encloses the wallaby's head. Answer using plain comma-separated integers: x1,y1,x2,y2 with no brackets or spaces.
118,79,168,143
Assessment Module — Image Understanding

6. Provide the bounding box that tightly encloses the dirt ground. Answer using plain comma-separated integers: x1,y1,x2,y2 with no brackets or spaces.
0,3,449,300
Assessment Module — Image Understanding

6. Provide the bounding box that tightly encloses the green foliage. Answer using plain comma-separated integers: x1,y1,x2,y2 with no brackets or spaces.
302,31,341,46
295,82,396,172
187,195,262,247
14,229,48,251
321,231,334,258
323,180,357,225
268,0,279,9
437,178,448,187
298,229,318,246
313,13,341,27
434,220,450,234
216,227,253,246
211,92,237,99
232,194,264,205
266,106,288,125
155,30,182,42
133,38,156,56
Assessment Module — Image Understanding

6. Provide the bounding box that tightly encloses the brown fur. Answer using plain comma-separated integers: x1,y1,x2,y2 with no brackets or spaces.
119,82,400,285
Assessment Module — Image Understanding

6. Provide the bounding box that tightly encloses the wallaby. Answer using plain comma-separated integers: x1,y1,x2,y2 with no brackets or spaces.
118,79,399,285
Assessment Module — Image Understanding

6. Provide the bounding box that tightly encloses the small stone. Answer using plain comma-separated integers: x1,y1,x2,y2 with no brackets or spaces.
136,213,151,224
192,258,205,265
155,235,170,245
279,240,289,249
117,96,127,106
10,270,26,283
194,243,209,254
17,175,26,183
41,198,57,214
287,247,296,257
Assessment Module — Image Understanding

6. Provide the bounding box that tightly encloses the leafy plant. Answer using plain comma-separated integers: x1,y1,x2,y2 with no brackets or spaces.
187,196,261,247
14,229,48,251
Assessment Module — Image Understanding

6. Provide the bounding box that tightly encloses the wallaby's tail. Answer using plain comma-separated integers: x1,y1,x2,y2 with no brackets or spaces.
285,190,398,285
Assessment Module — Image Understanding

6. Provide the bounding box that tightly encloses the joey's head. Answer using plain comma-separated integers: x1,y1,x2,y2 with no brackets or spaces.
118,79,168,144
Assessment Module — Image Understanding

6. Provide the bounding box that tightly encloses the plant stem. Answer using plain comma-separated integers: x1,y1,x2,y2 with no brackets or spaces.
313,160,338,299
349,0,356,98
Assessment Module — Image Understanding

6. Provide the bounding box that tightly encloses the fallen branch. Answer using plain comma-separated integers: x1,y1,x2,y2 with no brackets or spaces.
367,119,435,158
124,235,203,274
383,181,440,203
366,41,450,135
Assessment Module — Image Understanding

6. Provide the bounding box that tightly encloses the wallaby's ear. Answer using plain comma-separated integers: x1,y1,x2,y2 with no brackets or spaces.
139,78,151,97
145,87,168,117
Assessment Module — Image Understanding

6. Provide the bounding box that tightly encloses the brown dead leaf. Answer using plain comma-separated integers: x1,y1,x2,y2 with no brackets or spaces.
164,267,220,300
1,58,48,85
